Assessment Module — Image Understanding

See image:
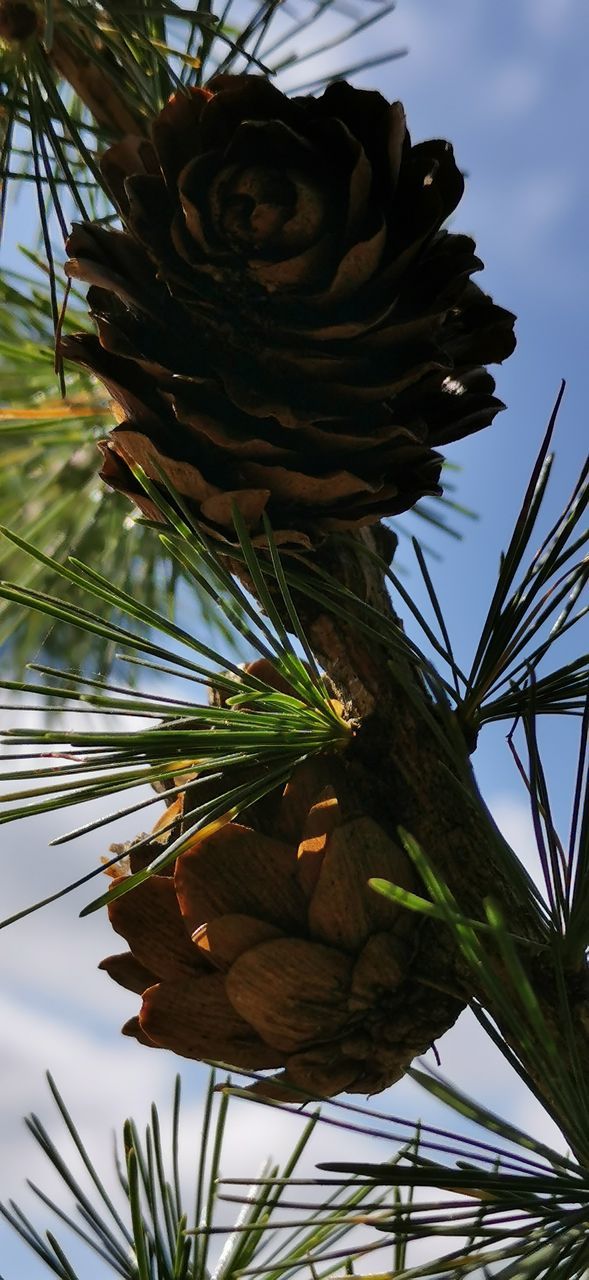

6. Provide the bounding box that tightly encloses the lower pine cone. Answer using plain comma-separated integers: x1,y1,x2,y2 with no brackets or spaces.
100,713,463,1100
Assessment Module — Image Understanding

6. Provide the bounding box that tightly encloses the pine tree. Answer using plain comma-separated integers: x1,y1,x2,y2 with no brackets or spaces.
1,3,588,1276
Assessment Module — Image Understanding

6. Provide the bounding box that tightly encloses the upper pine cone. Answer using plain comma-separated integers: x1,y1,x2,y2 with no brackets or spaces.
62,76,516,546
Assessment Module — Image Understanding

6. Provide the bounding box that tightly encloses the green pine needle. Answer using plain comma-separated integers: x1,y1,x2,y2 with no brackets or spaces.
0,505,350,927
388,827,589,1165
2,1071,396,1280
217,1069,589,1279
0,264,236,675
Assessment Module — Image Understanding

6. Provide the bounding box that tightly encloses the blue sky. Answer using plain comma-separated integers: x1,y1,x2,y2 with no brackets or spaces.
0,1,587,1274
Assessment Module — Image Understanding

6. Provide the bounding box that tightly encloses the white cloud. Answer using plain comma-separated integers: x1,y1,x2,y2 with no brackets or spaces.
0,997,172,1198
0,794,158,1023
0,700,169,1020
489,792,540,881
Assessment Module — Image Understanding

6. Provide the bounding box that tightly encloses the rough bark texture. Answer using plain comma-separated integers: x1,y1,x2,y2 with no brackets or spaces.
49,28,146,137
291,528,589,1141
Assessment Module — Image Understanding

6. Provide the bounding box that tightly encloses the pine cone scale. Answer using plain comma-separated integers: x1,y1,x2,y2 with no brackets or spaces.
173,823,308,933
225,937,355,1055
108,875,208,980
99,951,158,995
139,974,285,1069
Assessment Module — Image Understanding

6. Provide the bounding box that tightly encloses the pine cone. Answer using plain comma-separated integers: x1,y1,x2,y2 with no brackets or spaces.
62,76,515,547
0,1,39,41
100,663,463,1099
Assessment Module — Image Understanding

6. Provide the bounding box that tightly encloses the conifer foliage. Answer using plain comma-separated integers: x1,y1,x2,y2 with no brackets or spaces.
0,4,587,1277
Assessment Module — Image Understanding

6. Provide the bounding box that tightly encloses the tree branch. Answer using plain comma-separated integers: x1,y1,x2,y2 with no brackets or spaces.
297,528,589,1145
48,26,147,138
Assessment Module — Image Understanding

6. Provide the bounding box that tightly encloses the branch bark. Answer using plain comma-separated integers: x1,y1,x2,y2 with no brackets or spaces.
48,26,147,138
297,528,589,1146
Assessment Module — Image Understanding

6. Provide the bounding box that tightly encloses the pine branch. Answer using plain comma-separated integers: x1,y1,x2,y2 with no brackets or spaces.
262,516,589,1153
218,1074,589,1279
1,427,587,1152
2,5,588,1263
48,22,148,137
3,1071,398,1279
